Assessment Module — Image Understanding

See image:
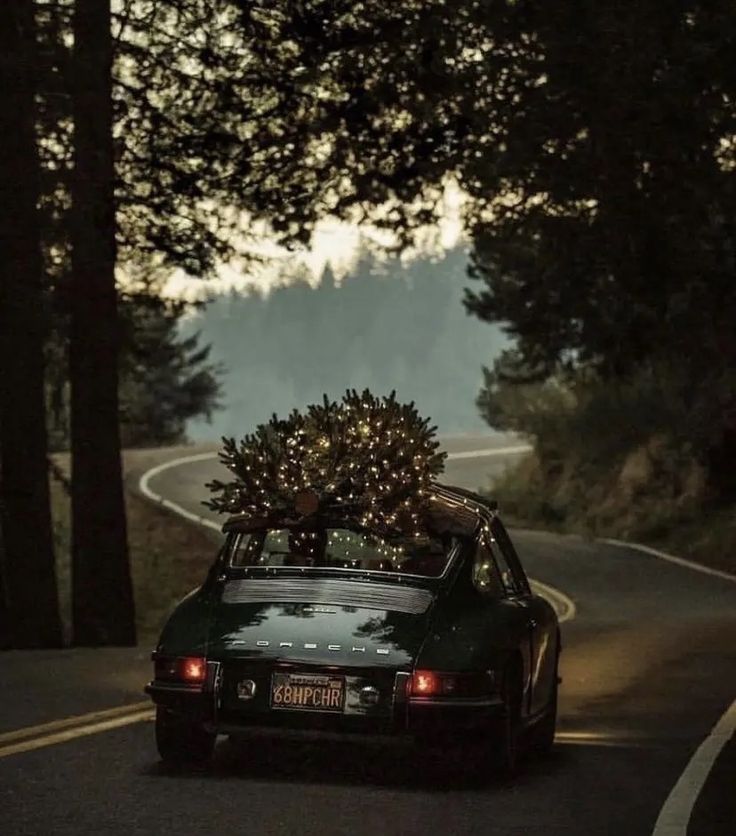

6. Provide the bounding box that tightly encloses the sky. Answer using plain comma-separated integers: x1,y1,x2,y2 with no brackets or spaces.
165,180,499,439
162,181,466,299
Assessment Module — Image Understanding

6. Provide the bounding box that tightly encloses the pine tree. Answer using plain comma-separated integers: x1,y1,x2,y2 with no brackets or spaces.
206,390,446,536
117,293,221,447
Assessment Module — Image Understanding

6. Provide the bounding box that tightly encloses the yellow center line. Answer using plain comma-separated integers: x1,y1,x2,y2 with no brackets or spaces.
0,700,152,746
0,708,154,759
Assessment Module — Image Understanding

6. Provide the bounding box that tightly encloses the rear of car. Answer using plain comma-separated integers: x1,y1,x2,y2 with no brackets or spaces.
145,512,505,761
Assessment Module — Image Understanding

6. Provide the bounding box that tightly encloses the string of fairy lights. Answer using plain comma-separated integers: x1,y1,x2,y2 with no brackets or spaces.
205,389,447,538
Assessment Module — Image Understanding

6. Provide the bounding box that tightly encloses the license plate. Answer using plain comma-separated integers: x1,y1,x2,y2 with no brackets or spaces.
270,672,345,713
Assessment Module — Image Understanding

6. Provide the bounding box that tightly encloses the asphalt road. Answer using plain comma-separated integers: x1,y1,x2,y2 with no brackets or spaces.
2,436,736,836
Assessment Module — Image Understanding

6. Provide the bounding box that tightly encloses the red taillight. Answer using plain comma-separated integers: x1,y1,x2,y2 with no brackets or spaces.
181,657,207,683
412,671,439,695
410,670,491,698
155,655,207,684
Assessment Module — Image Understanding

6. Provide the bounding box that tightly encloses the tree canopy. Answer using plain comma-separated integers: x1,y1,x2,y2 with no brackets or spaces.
464,2,736,379
208,1,736,381
117,294,222,446
46,291,222,449
31,0,736,378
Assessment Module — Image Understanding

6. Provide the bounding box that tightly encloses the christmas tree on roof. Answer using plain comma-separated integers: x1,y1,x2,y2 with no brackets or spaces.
205,389,446,535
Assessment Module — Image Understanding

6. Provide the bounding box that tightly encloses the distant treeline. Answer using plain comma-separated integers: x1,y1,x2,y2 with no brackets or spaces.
184,248,505,439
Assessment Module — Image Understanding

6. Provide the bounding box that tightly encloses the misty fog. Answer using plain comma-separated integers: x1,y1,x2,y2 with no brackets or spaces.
183,247,507,440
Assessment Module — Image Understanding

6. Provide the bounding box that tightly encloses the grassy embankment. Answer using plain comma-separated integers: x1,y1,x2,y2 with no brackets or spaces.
482,369,736,575
491,450,736,575
50,453,217,646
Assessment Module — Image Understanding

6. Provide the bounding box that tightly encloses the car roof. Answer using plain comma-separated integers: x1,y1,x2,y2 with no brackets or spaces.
223,483,496,537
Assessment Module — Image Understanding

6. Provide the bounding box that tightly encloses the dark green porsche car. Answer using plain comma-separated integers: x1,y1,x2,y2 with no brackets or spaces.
145,483,560,775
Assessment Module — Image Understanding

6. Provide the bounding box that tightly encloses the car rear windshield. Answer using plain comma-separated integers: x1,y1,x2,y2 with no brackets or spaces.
229,527,457,578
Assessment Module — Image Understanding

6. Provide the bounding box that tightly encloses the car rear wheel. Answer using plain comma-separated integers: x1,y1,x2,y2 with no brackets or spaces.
490,666,523,779
155,707,216,766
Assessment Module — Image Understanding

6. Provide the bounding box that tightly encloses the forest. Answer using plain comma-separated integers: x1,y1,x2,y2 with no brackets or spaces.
184,248,504,440
2,1,735,649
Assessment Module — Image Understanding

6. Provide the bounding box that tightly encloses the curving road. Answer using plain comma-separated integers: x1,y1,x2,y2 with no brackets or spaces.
2,436,735,835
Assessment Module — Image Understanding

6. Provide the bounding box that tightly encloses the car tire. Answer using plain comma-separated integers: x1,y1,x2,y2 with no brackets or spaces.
490,666,523,779
155,707,216,766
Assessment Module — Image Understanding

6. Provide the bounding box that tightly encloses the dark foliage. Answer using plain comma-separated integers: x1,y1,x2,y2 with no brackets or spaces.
46,293,222,450
463,3,736,384
118,295,222,447
30,1,736,407
190,1,736,383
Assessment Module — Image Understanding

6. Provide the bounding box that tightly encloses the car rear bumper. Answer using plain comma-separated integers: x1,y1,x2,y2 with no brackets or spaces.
406,696,504,738
145,677,504,742
145,681,212,720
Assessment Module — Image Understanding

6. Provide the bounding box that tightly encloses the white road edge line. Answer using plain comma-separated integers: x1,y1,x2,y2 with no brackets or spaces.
139,451,221,531
599,537,736,584
529,579,576,624
445,445,532,460
652,698,736,836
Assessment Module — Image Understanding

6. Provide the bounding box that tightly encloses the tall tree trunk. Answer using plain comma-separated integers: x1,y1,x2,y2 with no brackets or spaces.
70,0,135,645
0,0,63,648
0,461,8,649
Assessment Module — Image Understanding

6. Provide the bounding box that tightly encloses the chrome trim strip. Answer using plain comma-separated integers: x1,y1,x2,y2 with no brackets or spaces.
212,662,223,720
145,682,204,695
392,672,410,730
222,577,434,614
205,660,220,692
408,697,502,708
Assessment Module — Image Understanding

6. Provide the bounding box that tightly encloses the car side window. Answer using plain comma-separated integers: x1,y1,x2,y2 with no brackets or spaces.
492,520,531,595
472,539,500,595
484,535,521,595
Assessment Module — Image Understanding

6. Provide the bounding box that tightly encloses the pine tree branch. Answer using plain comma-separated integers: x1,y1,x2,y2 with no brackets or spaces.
204,390,446,536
